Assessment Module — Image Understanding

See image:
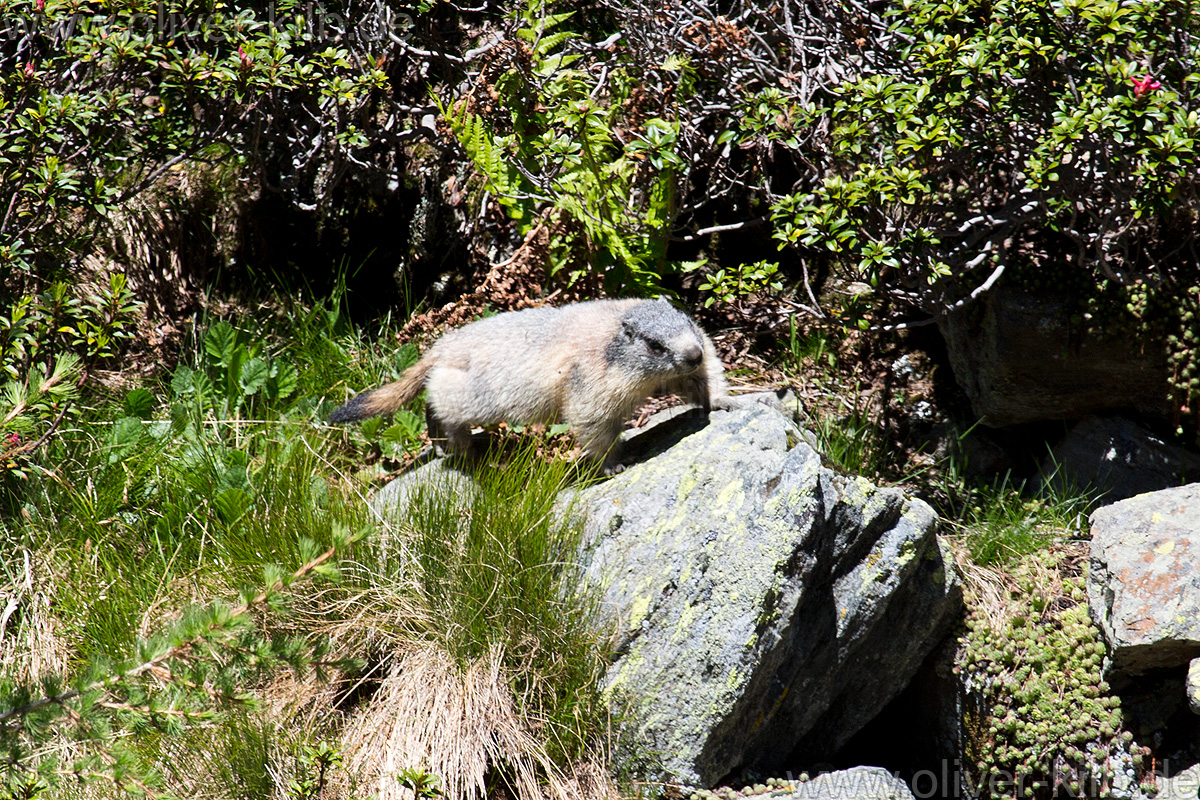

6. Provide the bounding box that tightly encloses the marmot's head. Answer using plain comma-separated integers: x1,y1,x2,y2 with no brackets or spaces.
608,300,705,377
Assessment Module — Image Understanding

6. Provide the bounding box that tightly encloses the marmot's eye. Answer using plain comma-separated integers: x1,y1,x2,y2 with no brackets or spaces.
647,340,665,354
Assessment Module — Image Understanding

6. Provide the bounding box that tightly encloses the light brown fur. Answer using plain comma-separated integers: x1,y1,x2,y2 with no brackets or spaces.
330,299,731,471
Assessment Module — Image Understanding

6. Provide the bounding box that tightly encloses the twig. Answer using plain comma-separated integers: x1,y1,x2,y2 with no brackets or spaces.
388,32,466,65
672,215,769,242
800,259,824,318
778,295,823,318
4,400,72,460
462,34,505,63
868,316,940,333
870,249,1008,332
0,544,342,728
0,192,19,238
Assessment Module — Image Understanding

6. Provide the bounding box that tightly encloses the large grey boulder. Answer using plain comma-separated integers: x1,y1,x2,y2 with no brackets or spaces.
577,403,961,786
1036,416,1200,506
939,287,1170,426
1087,483,1200,677
366,402,961,790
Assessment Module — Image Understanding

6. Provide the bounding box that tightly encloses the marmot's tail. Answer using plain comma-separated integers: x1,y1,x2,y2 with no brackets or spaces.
328,356,434,423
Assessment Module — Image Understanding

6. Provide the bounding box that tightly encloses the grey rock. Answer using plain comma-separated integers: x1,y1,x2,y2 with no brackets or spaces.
618,390,816,462
1190,658,1200,716
1087,484,1200,677
938,287,1170,427
369,457,474,518
779,767,914,800
579,403,961,786
1036,416,1200,506
1153,763,1200,800
737,387,804,425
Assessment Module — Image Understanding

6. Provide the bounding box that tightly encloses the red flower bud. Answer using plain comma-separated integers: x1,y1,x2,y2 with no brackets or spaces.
1131,74,1162,97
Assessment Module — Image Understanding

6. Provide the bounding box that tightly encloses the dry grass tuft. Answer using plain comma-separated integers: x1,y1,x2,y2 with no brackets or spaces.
0,549,69,682
959,560,1017,634
956,540,1086,634
555,753,621,800
341,643,570,800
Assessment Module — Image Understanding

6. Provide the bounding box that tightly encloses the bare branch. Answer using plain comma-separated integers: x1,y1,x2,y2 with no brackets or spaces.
672,215,770,242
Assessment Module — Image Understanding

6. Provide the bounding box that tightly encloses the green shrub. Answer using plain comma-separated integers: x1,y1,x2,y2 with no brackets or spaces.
695,260,783,308
750,0,1200,429
0,275,140,481
768,0,1200,302
0,0,386,276
446,0,687,295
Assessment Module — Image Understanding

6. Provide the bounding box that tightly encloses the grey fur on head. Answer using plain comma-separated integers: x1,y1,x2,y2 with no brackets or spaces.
608,300,705,377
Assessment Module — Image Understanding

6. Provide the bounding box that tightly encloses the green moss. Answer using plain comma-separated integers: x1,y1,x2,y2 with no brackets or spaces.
959,550,1134,799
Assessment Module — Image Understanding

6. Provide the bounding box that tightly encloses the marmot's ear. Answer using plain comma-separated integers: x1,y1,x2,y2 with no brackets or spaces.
621,319,635,338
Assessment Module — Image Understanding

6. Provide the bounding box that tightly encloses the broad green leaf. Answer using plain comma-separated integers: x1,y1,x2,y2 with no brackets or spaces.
271,361,299,400
123,387,154,419
108,416,143,462
204,321,237,367
240,357,269,396
394,409,424,438
213,487,252,525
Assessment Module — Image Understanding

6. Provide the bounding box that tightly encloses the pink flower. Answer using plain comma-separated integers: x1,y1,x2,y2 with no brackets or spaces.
1132,74,1162,97
238,45,251,70
22,62,35,78
6,432,20,447
35,0,44,10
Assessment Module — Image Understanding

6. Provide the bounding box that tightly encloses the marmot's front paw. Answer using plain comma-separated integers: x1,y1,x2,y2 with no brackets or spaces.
710,394,741,411
715,388,798,417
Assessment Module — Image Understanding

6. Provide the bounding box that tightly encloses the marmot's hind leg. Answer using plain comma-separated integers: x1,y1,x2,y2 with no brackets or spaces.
424,407,446,454
425,408,476,460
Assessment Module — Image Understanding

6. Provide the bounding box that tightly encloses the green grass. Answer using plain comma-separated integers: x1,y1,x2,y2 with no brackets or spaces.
935,457,1093,567
781,318,838,377
6,307,381,663
777,322,887,480
808,398,882,479
393,449,609,760
0,289,614,800
323,448,613,799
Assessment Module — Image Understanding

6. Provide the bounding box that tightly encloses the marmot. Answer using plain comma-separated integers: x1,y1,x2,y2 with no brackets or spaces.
329,298,735,472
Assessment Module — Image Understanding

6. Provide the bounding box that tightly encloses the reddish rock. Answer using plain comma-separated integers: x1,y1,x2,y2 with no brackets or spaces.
1087,484,1200,676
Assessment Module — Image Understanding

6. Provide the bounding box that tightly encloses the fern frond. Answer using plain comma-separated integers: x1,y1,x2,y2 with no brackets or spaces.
534,29,576,55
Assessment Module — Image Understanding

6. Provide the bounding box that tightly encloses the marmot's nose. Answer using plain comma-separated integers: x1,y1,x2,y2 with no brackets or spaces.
680,343,702,367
